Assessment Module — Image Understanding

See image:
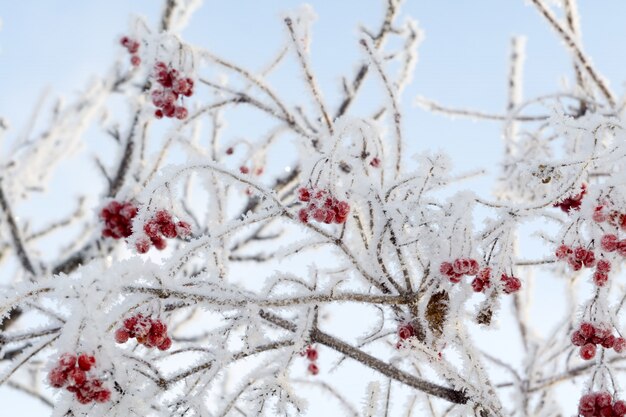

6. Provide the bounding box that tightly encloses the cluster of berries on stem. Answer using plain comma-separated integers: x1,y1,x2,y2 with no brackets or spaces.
115,314,172,350
136,209,191,253
439,259,521,294
554,183,586,213
571,322,626,360
100,200,137,239
151,61,194,120
48,353,110,404
593,204,626,230
300,345,319,375
120,36,141,67
297,186,350,225
556,242,615,286
578,391,626,417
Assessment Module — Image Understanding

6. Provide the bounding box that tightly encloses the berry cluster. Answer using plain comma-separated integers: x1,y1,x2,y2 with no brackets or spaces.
601,234,626,257
571,322,626,360
297,187,350,225
556,244,614,286
439,260,521,294
115,314,172,350
593,205,626,230
120,36,141,67
554,183,586,213
48,353,110,404
555,244,597,271
439,258,480,283
151,62,194,120
135,210,191,253
578,391,626,417
100,201,138,239
370,157,381,168
300,345,319,375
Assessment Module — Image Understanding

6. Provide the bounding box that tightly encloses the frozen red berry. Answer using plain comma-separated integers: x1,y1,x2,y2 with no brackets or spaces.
307,363,319,375
580,343,596,360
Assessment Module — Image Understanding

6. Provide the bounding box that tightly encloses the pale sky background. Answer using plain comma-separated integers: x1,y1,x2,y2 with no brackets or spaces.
2,1,626,415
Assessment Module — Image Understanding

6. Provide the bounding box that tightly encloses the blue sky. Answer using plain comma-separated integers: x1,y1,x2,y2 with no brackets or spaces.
2,1,626,415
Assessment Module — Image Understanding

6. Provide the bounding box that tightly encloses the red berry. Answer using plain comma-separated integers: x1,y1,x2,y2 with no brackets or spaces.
48,367,68,388
467,259,479,276
555,244,571,259
614,400,626,416
175,221,191,237
225,147,234,155
120,36,130,47
597,259,611,273
593,271,609,286
77,353,95,371
239,166,250,174
370,157,380,168
619,240,626,257
593,206,607,223
601,234,619,252
298,187,311,202
571,330,586,346
398,324,414,340
305,346,318,361
69,368,87,385
596,392,612,408
582,250,596,267
312,208,326,223
135,237,151,254
453,259,466,275
580,343,596,360
307,363,319,375
471,277,484,293
579,394,596,415
298,208,309,223
155,109,164,119
615,337,626,353
160,221,177,238
502,275,521,294
58,353,77,370
158,337,172,351
130,55,141,66
95,389,111,403
440,262,454,276
174,106,188,120
602,334,616,349
115,328,130,344
580,322,595,339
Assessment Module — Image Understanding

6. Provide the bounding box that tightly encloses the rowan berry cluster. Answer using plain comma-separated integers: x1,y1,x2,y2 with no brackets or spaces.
100,200,138,239
593,205,626,230
555,244,597,271
578,391,626,417
297,187,350,225
300,345,319,375
151,61,194,120
571,322,626,360
120,36,141,67
114,314,172,351
135,209,191,253
48,353,110,404
554,183,586,213
439,260,521,294
556,243,615,286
